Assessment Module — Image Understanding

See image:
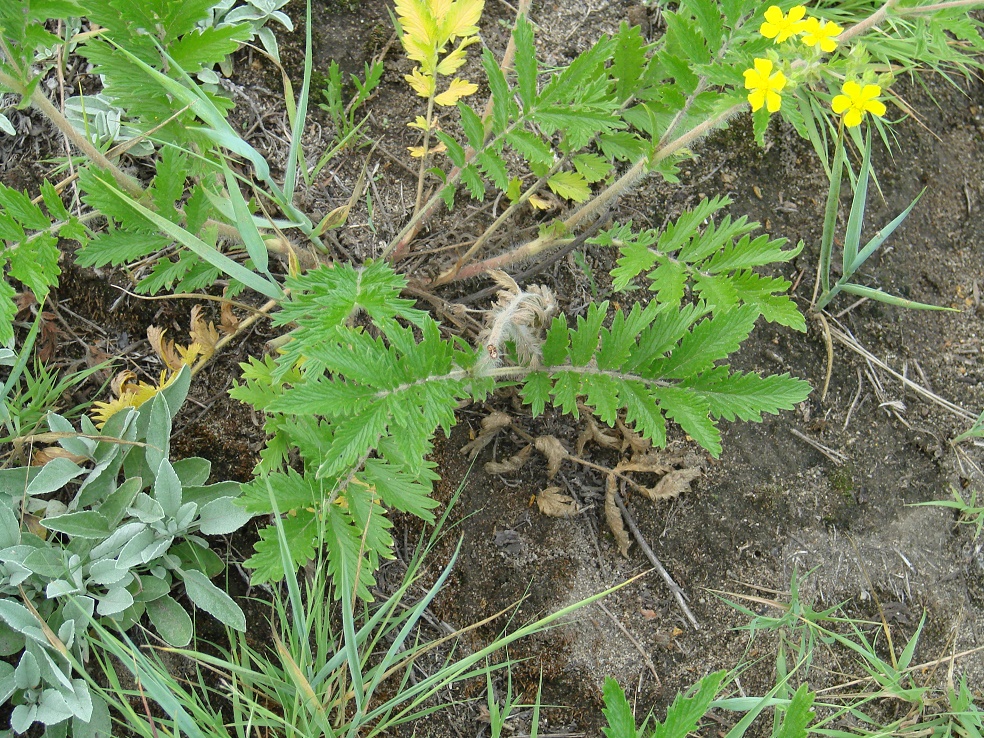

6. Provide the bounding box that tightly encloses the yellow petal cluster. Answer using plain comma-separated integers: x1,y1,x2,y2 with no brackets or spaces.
832,81,886,127
744,58,787,113
758,5,841,52
760,5,807,43
91,313,218,428
800,16,842,52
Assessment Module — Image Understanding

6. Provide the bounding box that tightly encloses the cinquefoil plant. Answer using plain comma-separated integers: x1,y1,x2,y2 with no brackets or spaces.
0,366,251,734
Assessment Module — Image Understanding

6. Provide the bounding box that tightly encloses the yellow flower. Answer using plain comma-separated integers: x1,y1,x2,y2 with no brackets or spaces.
760,5,807,43
743,58,787,113
91,370,180,428
831,81,886,127
801,17,842,52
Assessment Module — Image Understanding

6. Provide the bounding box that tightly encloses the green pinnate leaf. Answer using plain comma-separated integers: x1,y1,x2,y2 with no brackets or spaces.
573,153,612,184
325,503,377,601
705,234,802,272
40,180,70,222
458,102,486,149
506,129,554,170
476,150,510,191
602,677,638,738
583,373,619,425
654,305,758,380
514,14,537,111
9,233,59,303
246,510,318,584
612,22,647,102
731,271,806,331
481,48,516,133
569,301,608,366
599,132,648,162
620,380,666,446
542,315,571,365
0,184,49,230
520,371,552,417
460,164,486,200
648,259,687,306
169,25,249,74
361,459,438,521
657,385,720,456
76,230,169,268
650,670,727,738
547,170,591,202
684,367,812,422
693,272,738,312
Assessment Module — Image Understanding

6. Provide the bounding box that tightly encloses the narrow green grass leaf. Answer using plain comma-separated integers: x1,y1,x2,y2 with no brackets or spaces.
839,283,954,311
843,131,872,276
92,171,282,300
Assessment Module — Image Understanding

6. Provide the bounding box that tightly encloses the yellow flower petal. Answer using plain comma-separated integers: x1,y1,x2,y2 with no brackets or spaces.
760,5,807,43
831,94,850,114
766,89,782,113
843,108,863,128
866,99,887,117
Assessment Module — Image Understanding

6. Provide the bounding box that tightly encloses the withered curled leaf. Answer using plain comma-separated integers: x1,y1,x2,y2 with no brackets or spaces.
190,305,220,358
460,411,512,459
220,301,240,335
576,414,620,455
534,435,569,479
484,444,532,475
640,467,701,502
147,327,184,372
536,486,581,518
605,474,631,557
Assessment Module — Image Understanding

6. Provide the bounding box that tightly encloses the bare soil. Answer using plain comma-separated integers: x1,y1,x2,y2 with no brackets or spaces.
6,1,984,736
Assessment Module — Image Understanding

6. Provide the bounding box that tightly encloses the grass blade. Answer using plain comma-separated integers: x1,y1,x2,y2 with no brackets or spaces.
839,282,954,311
842,130,871,277
94,171,283,300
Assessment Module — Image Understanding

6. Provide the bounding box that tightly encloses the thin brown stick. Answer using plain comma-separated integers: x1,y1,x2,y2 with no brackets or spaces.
613,489,699,630
595,600,661,683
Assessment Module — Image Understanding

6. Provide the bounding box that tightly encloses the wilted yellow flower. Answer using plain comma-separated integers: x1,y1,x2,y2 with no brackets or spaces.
801,17,842,52
760,5,807,43
91,370,180,428
831,81,886,127
743,58,786,113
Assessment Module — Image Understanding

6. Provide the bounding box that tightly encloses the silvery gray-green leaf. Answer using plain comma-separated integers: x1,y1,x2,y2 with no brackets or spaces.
198,496,253,535
146,595,193,647
26,458,85,497
180,568,246,631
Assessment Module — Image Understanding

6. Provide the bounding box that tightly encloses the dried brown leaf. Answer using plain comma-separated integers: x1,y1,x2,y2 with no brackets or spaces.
617,418,652,458
147,327,184,372
189,305,220,358
460,411,512,459
110,370,137,397
605,474,631,557
534,435,569,479
576,414,620,455
536,486,581,518
638,467,701,502
484,444,532,475
31,447,89,466
220,301,240,335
